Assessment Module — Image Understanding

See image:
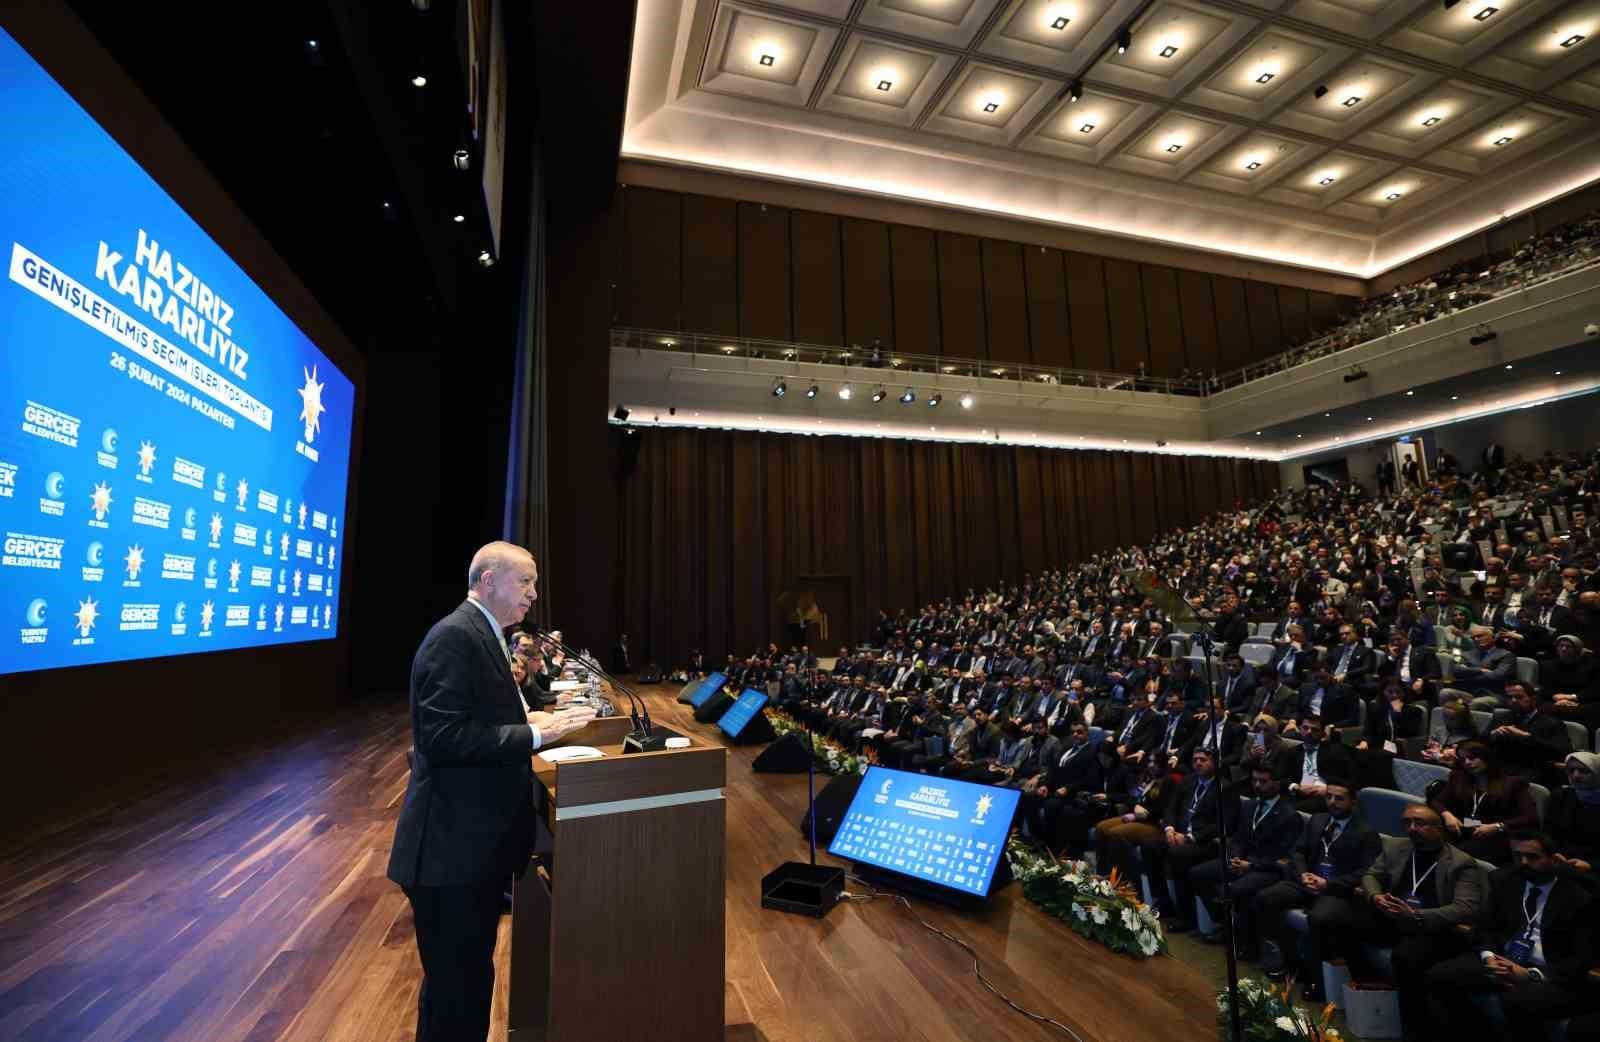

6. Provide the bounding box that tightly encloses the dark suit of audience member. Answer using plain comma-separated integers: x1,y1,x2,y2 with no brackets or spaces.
1296,675,1360,729
1270,644,1317,686
1254,790,1383,985
1217,665,1257,714
1181,713,1247,776
1128,750,1234,930
1326,637,1377,690
1191,768,1301,949
940,716,1001,778
1359,693,1428,753
1346,814,1487,1034
1486,684,1571,783
1374,643,1443,703
1282,727,1355,814
1423,846,1594,1042
1109,698,1163,766
1239,676,1298,727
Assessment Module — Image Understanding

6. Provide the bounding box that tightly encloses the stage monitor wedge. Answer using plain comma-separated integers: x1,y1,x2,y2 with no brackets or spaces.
717,688,773,744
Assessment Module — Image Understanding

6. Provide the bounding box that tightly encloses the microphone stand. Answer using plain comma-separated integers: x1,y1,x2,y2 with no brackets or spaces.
535,629,674,753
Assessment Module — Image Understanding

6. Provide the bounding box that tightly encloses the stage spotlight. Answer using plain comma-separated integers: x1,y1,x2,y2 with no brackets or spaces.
959,394,974,409
477,249,495,268
899,388,916,404
453,148,470,171
452,214,465,223
613,405,630,421
1343,367,1369,384
1313,84,1328,99
1469,329,1498,346
838,385,853,400
412,74,428,88
927,394,942,407
772,380,787,398
871,387,888,403
1068,80,1082,102
1116,29,1130,54
805,384,818,398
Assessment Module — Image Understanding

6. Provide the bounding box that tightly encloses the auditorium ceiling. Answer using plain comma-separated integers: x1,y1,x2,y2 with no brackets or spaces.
623,0,1600,277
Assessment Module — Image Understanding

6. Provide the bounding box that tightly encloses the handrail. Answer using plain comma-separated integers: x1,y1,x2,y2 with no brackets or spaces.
611,226,1600,397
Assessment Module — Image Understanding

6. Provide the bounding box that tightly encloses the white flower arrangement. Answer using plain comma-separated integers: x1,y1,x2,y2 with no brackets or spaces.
1216,975,1341,1042
1007,838,1166,960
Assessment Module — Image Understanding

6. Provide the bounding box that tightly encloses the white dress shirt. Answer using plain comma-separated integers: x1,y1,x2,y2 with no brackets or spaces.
468,595,542,750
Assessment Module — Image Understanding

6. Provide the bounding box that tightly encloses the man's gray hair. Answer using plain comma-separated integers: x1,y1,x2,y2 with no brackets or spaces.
467,541,531,589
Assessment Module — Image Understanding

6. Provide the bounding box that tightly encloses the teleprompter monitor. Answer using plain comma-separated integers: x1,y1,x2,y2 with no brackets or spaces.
716,687,769,738
827,765,1020,901
688,671,727,708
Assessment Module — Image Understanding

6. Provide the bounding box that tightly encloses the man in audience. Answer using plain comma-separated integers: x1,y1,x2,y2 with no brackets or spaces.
1152,689,1198,773
1254,778,1382,997
1297,664,1359,730
1328,624,1377,689
1190,764,1299,954
1377,630,1442,703
1420,831,1593,1042
1141,747,1233,933
1111,685,1162,767
1282,715,1354,814
1347,805,1487,1035
1487,679,1571,782
1455,625,1517,709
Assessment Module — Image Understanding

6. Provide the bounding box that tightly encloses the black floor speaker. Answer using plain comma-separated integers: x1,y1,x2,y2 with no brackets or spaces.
692,691,735,723
675,680,702,705
752,731,810,772
797,772,862,846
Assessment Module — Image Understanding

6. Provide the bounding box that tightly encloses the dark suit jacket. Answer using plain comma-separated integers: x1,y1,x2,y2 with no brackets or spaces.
1282,739,1355,791
1373,647,1442,701
1326,643,1377,688
1476,868,1593,985
1161,773,1235,845
1289,812,1382,896
1231,796,1302,870
1112,708,1163,756
1296,681,1360,728
1046,740,1102,791
1489,709,1572,778
388,600,537,888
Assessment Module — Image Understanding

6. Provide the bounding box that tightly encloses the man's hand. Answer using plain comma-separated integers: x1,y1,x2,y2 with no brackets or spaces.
530,705,598,746
1229,857,1250,872
1300,872,1327,893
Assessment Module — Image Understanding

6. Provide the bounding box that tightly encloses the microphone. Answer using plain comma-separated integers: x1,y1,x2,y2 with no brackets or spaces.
532,628,672,752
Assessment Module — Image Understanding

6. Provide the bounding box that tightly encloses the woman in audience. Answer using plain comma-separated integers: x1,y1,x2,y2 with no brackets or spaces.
1436,606,1476,657
1547,751,1600,888
1427,739,1538,864
1357,676,1427,753
1421,697,1480,766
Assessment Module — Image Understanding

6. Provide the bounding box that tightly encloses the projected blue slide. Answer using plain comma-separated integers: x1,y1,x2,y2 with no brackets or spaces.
828,766,1020,898
0,28,354,675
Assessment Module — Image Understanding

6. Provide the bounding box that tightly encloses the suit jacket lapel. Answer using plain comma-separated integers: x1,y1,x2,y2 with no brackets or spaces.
460,600,518,697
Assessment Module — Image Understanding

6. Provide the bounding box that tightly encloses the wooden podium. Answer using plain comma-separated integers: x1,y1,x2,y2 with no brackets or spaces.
509,714,727,1042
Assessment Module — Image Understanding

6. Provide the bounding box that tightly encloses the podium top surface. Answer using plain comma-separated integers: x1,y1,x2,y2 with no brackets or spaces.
532,711,726,816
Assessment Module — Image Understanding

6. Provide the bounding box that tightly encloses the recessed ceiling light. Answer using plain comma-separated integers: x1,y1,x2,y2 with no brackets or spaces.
1319,176,1336,186
1050,15,1070,30
1246,160,1262,171
1422,115,1441,127
1256,71,1274,84
1405,390,1414,396
960,394,975,409
1079,122,1096,133
1555,370,1563,376
1473,5,1497,20
1159,44,1179,58
411,74,428,88
1343,95,1361,107
1323,412,1331,417
1387,191,1403,201
1166,142,1183,153
839,386,853,400
1366,416,1373,421
1493,135,1513,146
983,99,1000,113
1504,364,1513,370
1255,430,1262,436
877,79,893,92
452,214,465,223
758,53,775,67
1561,33,1585,48
1451,395,1459,401
1296,434,1303,438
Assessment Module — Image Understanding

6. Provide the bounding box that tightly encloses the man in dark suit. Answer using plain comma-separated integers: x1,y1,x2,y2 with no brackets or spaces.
1270,626,1316,686
1296,666,1360,730
1111,686,1163,766
1253,779,1383,994
1327,625,1376,689
1217,654,1256,714
1488,680,1571,782
1190,763,1301,951
1421,831,1594,1040
1376,631,1442,703
1282,715,1355,814
387,542,596,1042
1144,747,1235,931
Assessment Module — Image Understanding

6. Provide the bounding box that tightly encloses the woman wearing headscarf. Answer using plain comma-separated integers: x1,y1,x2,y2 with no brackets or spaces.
1547,752,1600,889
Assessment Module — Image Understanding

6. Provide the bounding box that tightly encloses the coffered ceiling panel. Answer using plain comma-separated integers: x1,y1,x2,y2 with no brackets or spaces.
628,0,1600,278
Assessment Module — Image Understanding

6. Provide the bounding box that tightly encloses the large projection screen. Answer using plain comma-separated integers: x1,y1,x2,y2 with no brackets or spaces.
0,25,356,677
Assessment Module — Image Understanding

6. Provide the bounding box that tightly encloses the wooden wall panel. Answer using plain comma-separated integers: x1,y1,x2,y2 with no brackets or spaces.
1277,285,1310,347
680,195,738,336
1023,246,1071,368
791,210,844,345
1064,253,1111,371
1307,291,1343,338
618,186,681,329
937,232,987,360
1211,276,1250,373
1243,280,1283,364
981,239,1031,365
891,225,941,356
1140,265,1184,378
1177,270,1218,377
1104,258,1149,375
737,202,791,341
841,218,895,349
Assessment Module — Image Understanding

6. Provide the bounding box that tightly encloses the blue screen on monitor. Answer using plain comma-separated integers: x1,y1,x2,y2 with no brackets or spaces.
827,766,1020,898
689,672,727,708
0,28,354,676
717,688,768,737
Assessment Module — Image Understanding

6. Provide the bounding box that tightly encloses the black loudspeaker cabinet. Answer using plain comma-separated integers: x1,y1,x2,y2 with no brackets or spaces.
720,707,776,746
797,773,862,846
693,691,735,723
638,662,662,684
675,680,702,705
752,731,811,773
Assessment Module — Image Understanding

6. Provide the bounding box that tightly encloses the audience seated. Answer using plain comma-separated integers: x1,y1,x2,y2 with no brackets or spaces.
1428,741,1539,864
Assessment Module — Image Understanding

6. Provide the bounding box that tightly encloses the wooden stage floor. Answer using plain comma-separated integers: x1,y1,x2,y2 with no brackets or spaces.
0,685,1217,1042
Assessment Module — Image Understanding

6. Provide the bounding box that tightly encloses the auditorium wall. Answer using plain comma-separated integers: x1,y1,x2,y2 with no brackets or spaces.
610,185,1359,379
615,427,1277,668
